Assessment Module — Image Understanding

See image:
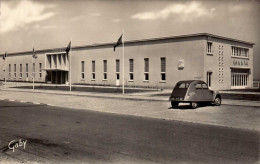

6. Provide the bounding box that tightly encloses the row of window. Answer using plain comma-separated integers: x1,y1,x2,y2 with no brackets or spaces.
206,42,249,58
231,46,248,58
8,63,42,79
80,58,166,82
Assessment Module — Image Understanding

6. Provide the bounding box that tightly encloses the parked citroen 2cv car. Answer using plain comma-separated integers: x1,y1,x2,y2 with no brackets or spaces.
169,80,221,109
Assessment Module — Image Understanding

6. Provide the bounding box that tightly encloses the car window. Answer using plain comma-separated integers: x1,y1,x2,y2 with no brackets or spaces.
202,83,208,89
178,83,189,88
195,83,202,89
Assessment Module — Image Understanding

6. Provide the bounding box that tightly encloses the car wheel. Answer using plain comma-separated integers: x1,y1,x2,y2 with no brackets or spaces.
214,96,221,106
191,102,197,109
171,101,179,108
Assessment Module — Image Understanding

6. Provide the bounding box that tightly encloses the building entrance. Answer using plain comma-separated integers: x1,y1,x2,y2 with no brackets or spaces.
231,68,249,89
44,52,69,84
46,71,68,84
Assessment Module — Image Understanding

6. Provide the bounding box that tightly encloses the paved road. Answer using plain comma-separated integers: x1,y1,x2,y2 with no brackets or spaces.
0,100,259,164
1,90,259,131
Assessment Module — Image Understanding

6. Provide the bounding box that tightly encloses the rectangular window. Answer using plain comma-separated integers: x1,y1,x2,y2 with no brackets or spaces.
129,59,134,81
160,57,166,81
20,64,22,78
116,59,120,80
26,63,29,78
26,64,28,72
9,64,11,78
231,46,249,58
32,63,35,78
14,64,16,78
39,63,42,79
103,60,107,80
33,63,35,72
231,69,249,87
81,61,84,79
92,60,95,80
207,42,213,54
144,58,149,81
116,73,120,80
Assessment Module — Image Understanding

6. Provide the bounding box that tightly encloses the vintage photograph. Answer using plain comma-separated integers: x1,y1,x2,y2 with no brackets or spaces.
0,0,259,163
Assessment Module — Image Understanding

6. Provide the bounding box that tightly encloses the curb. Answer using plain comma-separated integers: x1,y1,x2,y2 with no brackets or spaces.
0,98,47,106
0,88,166,102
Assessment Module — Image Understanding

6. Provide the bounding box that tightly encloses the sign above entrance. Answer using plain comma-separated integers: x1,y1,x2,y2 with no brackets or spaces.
233,59,248,67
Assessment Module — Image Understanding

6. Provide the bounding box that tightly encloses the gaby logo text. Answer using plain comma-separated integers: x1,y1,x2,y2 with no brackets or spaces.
8,139,27,152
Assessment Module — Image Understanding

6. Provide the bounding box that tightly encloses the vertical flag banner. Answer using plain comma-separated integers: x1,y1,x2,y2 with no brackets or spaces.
66,41,71,54
113,34,123,52
32,47,37,58
3,52,7,60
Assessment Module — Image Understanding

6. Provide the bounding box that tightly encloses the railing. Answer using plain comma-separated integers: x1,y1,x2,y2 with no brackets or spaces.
253,81,260,88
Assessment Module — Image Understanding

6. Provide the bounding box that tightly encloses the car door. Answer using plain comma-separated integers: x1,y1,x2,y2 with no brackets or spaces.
194,82,203,101
202,82,213,101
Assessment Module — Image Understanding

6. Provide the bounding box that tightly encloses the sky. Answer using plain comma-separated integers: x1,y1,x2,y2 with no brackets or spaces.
0,0,259,80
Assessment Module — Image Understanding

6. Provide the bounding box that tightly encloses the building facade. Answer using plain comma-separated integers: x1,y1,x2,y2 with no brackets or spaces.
0,33,254,90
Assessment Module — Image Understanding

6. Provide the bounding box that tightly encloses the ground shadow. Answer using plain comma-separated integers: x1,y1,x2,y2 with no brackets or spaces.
169,102,215,110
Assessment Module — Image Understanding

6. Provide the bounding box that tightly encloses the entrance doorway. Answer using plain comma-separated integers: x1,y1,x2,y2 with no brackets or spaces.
207,72,212,88
45,71,68,84
231,68,249,89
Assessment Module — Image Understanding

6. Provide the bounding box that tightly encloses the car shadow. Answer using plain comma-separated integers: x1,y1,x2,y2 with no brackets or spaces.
169,102,214,110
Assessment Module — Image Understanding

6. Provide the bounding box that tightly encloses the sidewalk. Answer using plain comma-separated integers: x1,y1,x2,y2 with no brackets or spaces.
1,87,260,107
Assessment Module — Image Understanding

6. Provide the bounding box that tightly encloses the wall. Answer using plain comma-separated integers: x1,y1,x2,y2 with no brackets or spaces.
0,35,253,90
0,53,46,83
71,37,205,88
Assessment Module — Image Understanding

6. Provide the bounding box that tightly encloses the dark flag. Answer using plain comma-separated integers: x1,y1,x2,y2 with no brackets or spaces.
32,47,37,58
113,34,123,52
65,41,71,54
2,52,7,60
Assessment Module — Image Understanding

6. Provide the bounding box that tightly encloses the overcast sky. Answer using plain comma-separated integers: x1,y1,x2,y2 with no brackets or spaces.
0,0,259,79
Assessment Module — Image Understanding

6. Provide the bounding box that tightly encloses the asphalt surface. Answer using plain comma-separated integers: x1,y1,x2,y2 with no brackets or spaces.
1,89,259,131
0,100,259,164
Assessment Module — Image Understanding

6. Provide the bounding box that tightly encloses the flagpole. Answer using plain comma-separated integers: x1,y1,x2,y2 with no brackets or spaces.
33,57,34,90
122,30,125,94
69,39,72,92
32,45,34,90
4,56,6,89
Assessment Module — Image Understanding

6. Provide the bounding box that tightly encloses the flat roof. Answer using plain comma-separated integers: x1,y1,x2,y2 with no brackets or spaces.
0,33,255,56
